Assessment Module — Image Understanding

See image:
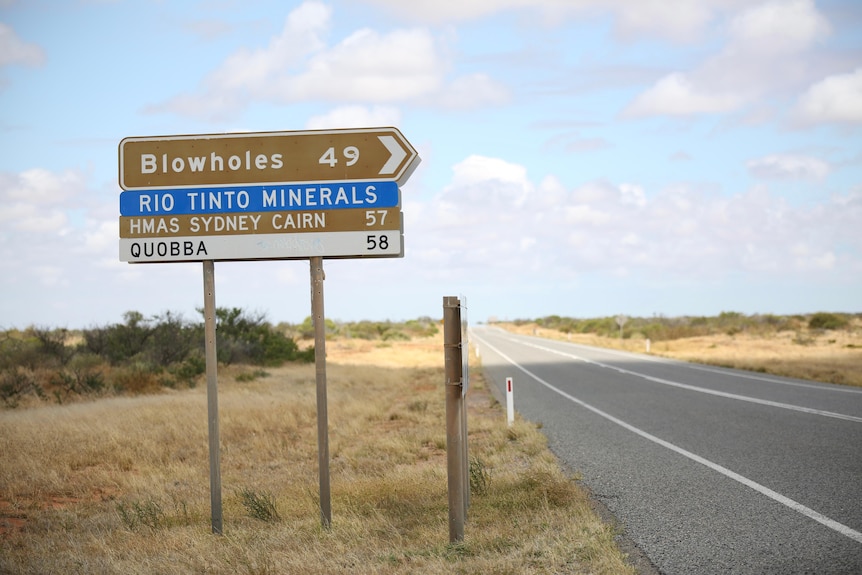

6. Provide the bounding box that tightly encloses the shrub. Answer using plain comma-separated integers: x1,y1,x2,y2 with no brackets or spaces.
808,312,849,331
82,311,153,365
235,369,268,383
0,368,44,407
147,311,199,367
0,331,43,371
203,308,312,366
169,355,205,387
30,326,74,366
238,488,280,522
111,363,162,394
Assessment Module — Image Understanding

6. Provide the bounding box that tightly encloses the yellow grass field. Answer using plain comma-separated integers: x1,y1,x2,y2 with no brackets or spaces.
499,320,862,388
0,335,637,575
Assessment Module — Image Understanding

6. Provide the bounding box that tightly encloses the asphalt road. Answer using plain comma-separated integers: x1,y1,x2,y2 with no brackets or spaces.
472,326,862,575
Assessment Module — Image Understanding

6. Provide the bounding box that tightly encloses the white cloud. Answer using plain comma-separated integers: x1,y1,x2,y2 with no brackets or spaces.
625,73,742,116
209,1,331,93
434,73,510,109
305,105,402,130
360,0,569,25
565,204,612,226
5,168,83,203
620,183,647,207
283,28,443,102
82,220,119,254
450,155,530,188
407,156,861,281
0,169,87,233
728,0,829,55
150,1,507,120
747,154,830,180
795,68,862,124
791,243,836,271
363,0,736,42
0,167,120,302
31,266,68,288
0,22,45,67
437,155,535,216
610,0,715,42
624,0,831,118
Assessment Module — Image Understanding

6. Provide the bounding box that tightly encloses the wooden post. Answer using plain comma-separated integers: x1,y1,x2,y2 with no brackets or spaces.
310,257,332,528
461,380,469,517
203,260,223,535
443,296,465,542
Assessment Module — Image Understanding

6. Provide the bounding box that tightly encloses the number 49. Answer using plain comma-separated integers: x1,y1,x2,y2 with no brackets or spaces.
319,146,359,167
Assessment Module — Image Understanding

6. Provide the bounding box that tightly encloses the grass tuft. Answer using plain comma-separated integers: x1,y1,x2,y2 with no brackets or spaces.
238,488,280,522
469,456,491,496
117,499,166,531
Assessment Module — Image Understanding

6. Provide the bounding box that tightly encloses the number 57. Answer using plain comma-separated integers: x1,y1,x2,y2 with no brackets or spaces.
365,210,388,226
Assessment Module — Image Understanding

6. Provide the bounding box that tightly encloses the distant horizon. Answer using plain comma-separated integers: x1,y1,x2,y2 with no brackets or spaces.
3,307,859,332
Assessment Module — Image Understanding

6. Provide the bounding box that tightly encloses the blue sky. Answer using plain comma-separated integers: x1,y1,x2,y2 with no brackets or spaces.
1,0,860,328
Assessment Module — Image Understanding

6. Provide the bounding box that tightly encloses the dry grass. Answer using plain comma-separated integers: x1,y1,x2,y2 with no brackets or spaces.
0,335,635,574
503,320,862,387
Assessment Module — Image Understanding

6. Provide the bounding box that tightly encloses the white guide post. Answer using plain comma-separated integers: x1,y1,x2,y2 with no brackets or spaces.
506,377,515,427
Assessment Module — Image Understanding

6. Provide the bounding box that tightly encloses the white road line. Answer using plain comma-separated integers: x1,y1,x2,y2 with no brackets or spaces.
473,333,862,545
556,338,862,394
508,337,862,424
682,362,862,393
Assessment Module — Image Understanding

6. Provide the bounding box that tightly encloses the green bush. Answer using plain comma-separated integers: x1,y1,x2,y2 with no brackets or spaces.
0,311,442,405
147,311,199,367
169,355,205,387
111,363,162,394
808,312,849,330
0,368,44,407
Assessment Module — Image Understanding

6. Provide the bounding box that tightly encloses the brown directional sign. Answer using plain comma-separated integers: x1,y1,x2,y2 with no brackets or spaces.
119,127,420,190
119,207,401,238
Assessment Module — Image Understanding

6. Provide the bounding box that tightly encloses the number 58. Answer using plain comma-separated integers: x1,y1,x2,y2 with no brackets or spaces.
366,235,389,250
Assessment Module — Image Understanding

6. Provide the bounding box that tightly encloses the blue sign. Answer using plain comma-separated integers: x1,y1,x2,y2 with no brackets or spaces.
120,181,399,216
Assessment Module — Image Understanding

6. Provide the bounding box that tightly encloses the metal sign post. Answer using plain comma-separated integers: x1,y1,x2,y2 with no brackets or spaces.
310,257,332,527
202,260,223,534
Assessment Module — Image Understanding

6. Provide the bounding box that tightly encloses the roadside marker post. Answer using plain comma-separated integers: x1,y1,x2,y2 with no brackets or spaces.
506,377,515,427
443,296,466,543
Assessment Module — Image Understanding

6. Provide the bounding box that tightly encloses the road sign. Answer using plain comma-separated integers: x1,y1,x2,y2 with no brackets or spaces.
119,207,401,238
119,229,403,262
119,181,399,216
119,208,403,262
119,127,420,190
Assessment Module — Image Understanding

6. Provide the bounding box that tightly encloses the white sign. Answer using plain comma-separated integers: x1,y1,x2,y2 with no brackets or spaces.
120,230,403,263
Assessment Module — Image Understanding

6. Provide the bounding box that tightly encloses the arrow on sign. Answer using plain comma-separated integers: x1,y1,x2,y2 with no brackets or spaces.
379,135,407,175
